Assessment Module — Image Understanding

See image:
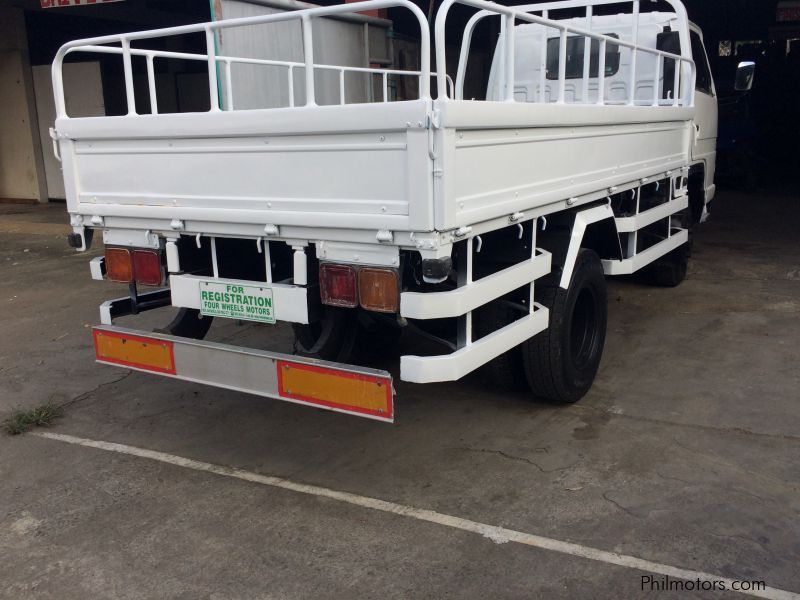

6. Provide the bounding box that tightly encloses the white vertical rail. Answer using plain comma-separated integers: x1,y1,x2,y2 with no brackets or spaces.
465,237,474,347
504,13,516,102
205,28,220,111
581,5,592,103
264,241,273,284
652,53,661,106
339,69,346,104
210,237,219,278
529,223,537,312
498,16,507,99
538,10,548,103
224,60,234,111
672,57,680,106
596,37,606,105
628,0,639,105
287,66,295,107
382,71,388,102
145,54,158,114
301,16,316,106
121,38,136,115
557,29,567,103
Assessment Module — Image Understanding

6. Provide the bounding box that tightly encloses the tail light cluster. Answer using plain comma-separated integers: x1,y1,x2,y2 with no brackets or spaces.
105,247,164,286
319,263,399,313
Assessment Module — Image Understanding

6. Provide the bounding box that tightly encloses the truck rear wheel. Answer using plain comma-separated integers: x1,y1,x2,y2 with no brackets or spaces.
292,307,357,362
475,300,527,390
522,249,607,404
157,308,213,340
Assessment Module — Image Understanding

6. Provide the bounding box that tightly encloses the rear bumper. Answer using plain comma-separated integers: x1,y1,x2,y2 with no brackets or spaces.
93,325,394,422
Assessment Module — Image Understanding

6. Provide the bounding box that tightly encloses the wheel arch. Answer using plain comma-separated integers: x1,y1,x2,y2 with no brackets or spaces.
689,162,707,225
537,203,621,290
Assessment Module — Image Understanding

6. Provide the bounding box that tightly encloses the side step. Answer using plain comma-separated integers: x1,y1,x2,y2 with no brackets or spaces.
401,304,549,383
602,228,689,275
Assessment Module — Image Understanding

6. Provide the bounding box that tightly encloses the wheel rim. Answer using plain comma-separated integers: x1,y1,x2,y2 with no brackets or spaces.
569,287,598,370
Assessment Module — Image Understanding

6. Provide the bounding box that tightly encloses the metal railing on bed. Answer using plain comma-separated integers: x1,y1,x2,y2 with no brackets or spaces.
52,0,432,118
439,0,696,107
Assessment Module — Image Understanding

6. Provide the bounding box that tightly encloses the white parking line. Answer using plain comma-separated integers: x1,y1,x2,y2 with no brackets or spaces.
34,431,799,600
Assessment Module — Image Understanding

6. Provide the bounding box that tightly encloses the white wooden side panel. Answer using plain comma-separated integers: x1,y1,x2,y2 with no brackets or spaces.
439,120,690,230
72,131,415,228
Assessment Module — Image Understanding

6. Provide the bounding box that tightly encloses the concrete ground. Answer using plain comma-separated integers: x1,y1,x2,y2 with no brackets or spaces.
0,191,798,599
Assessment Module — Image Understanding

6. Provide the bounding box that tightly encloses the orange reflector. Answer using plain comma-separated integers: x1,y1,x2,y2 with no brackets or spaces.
358,268,399,313
93,329,175,374
277,360,393,420
105,247,133,283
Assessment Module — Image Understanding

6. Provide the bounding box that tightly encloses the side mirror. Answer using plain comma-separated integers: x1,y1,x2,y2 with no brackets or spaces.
735,61,756,92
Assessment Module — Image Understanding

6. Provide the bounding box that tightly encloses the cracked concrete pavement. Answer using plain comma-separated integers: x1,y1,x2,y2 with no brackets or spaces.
1,190,799,599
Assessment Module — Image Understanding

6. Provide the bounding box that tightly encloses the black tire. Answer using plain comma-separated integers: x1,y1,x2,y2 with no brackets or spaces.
156,308,213,339
474,300,527,390
292,307,358,362
522,249,607,404
353,312,402,359
639,245,689,287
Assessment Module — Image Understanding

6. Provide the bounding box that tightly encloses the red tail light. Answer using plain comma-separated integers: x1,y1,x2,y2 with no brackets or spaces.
133,249,164,286
105,247,133,283
320,263,357,308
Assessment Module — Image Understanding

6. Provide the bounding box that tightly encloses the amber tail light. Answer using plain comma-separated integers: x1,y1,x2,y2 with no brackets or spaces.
358,268,399,313
105,247,133,283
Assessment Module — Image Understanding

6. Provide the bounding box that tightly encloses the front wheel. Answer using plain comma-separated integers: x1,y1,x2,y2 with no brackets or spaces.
639,209,692,288
522,249,607,404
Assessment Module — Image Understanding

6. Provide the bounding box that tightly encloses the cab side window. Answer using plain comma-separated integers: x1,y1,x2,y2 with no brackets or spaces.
690,31,714,95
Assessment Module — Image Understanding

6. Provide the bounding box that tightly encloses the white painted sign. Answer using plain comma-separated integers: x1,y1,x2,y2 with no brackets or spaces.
199,282,275,324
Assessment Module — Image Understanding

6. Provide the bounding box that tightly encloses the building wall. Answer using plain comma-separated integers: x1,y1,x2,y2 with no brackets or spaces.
216,0,391,109
0,5,46,202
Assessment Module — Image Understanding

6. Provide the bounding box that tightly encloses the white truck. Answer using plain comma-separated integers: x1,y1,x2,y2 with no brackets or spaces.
53,0,717,422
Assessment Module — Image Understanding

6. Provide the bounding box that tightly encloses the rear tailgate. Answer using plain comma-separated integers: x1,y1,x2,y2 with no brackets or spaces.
56,100,433,234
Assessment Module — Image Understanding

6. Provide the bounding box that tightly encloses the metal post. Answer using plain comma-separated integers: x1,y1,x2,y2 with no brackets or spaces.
121,38,137,115
504,13,516,102
339,69,345,105
597,38,606,105
288,66,295,108
628,0,640,105
652,54,661,106
264,241,273,284
539,10,548,103
382,71,388,102
557,29,567,104
302,16,316,106
582,5,592,103
224,60,234,111
673,58,680,106
146,54,158,114
210,237,219,278
465,237,474,346
205,28,220,111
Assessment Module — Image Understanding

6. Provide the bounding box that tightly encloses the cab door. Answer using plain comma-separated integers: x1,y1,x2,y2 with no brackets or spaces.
689,26,718,204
